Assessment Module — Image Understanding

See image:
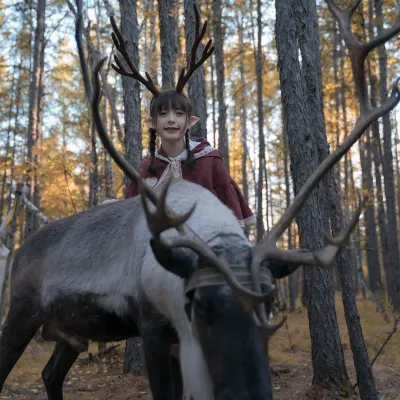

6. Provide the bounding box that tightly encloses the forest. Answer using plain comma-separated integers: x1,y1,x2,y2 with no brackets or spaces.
0,0,399,399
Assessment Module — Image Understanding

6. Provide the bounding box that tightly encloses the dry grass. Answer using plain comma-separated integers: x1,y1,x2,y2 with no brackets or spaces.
269,295,399,370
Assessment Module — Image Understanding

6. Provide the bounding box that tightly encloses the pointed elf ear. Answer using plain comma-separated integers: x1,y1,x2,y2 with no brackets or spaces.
189,116,200,128
144,117,155,128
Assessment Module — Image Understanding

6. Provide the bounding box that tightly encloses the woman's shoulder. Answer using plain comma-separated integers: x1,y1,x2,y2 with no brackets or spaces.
191,138,223,160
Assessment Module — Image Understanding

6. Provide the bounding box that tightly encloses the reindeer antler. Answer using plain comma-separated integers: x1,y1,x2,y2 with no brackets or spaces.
110,16,160,98
138,176,270,307
175,3,214,93
250,0,400,305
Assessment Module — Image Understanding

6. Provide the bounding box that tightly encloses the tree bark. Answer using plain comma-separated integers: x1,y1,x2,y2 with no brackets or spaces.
361,131,382,293
366,0,385,293
283,128,297,311
103,97,114,199
8,59,22,212
25,0,46,238
255,0,266,241
212,0,229,170
275,0,349,387
210,53,217,148
375,0,400,309
183,0,208,139
0,65,16,222
158,0,178,88
0,184,22,327
118,0,144,374
88,122,99,208
368,76,387,292
236,8,249,204
295,1,378,397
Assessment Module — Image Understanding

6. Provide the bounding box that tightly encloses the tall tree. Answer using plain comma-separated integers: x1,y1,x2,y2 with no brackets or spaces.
296,1,379,397
276,0,349,388
0,64,16,222
88,122,99,208
25,0,46,237
236,7,249,204
212,0,229,169
359,130,382,293
376,0,400,309
283,127,298,310
256,0,266,240
118,0,144,375
158,0,178,88
183,0,208,138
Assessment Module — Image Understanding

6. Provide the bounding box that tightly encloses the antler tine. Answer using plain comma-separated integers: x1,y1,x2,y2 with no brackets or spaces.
251,195,366,278
326,0,400,114
109,16,160,98
176,4,215,93
313,195,366,268
138,176,196,238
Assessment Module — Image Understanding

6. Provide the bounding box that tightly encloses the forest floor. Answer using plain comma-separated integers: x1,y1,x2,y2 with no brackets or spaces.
1,296,399,400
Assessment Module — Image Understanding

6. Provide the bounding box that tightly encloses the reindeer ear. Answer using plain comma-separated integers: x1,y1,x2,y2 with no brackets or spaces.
262,249,309,279
150,239,197,279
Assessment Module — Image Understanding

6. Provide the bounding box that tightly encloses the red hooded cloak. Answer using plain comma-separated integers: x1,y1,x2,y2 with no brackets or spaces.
125,138,256,228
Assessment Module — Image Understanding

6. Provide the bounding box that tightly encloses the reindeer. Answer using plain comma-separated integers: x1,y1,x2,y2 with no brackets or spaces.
1,1,399,399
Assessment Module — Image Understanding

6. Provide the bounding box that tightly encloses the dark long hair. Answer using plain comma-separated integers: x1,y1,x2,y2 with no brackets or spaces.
148,91,195,176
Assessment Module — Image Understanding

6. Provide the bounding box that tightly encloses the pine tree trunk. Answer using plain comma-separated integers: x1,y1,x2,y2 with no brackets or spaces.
25,0,46,238
0,66,16,222
212,0,229,170
88,122,99,208
295,2,378,396
8,59,22,212
366,0,385,293
375,0,400,309
33,47,45,232
158,0,178,88
118,0,144,374
332,22,343,292
103,98,114,199
183,0,208,139
210,53,217,148
255,0,265,241
275,0,349,387
360,133,382,293
0,184,22,327
237,9,248,204
368,75,387,293
283,128,297,310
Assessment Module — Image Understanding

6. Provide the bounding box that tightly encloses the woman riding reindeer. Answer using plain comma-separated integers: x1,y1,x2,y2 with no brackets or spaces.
116,9,256,231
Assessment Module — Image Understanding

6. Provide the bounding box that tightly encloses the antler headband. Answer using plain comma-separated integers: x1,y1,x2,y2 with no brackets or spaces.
110,4,214,97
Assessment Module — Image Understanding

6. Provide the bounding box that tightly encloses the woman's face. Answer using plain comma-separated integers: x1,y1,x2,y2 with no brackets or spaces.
156,107,189,144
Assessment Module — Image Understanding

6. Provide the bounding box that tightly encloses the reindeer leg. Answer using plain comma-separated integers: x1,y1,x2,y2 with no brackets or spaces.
0,300,43,392
42,341,80,400
141,320,178,400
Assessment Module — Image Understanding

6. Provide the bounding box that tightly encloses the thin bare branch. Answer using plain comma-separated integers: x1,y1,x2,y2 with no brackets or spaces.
74,0,93,102
175,3,214,93
366,17,400,53
110,16,159,98
352,316,399,389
